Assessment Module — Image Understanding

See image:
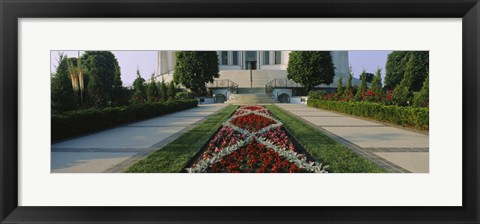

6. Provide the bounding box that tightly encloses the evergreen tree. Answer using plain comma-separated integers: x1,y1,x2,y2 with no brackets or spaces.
81,51,121,107
146,73,159,102
360,72,374,83
168,81,176,100
370,67,383,95
408,51,429,92
173,51,219,96
336,76,344,96
287,51,335,92
159,81,168,101
132,68,146,104
385,51,428,91
51,54,78,113
391,53,418,106
385,51,410,90
343,66,353,98
412,73,429,107
355,69,368,99
111,63,124,105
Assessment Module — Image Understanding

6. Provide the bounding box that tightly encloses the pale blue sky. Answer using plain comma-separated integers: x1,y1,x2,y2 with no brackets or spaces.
349,51,391,78
51,50,392,86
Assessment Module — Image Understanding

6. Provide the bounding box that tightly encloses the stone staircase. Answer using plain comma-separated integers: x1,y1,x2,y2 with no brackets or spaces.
226,93,277,104
237,87,265,94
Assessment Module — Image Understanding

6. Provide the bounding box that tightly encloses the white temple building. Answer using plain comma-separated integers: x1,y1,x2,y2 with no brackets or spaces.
156,51,351,87
155,51,356,103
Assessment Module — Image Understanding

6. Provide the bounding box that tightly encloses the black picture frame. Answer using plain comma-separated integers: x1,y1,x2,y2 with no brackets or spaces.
1,0,479,223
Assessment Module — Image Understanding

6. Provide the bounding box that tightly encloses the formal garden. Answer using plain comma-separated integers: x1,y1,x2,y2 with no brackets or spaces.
125,104,385,173
51,50,427,173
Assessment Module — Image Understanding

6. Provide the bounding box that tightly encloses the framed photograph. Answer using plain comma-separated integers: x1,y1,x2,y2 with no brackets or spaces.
1,0,479,223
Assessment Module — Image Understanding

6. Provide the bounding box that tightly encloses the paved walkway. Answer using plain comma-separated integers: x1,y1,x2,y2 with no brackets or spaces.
275,104,429,173
51,104,227,173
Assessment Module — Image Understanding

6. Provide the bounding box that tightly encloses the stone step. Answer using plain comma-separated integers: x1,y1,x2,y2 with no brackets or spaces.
237,88,266,94
226,93,278,104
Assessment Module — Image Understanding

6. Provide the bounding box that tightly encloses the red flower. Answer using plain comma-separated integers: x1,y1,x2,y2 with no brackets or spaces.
230,114,276,132
190,105,314,173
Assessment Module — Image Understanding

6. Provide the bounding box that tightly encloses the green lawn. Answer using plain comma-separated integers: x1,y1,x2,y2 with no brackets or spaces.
266,105,385,173
124,105,237,173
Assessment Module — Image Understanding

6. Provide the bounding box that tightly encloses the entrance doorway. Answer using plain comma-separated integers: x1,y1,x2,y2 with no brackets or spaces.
278,93,290,103
215,94,227,103
245,51,257,70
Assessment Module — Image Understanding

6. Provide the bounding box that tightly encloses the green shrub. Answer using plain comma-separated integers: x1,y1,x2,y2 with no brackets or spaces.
308,90,326,100
390,85,412,106
413,75,429,107
175,91,196,100
52,99,198,141
308,99,428,130
354,70,368,100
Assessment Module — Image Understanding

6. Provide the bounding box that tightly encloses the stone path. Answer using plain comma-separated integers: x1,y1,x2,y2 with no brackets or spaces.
51,104,227,173
275,104,429,173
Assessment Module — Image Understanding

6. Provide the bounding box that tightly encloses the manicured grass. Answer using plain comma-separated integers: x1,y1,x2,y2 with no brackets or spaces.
266,105,385,173
124,105,238,173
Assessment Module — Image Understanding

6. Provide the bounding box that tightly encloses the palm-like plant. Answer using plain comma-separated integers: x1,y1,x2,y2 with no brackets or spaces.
77,52,85,103
65,51,85,105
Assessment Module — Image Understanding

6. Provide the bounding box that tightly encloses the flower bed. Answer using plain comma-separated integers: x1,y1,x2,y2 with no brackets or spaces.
186,105,327,173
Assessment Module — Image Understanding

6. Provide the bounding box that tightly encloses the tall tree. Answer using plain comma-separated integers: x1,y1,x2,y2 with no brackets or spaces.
111,63,124,105
173,51,219,96
168,81,176,100
385,51,410,90
287,51,335,92
360,72,374,83
65,52,85,105
355,69,368,99
132,68,146,104
159,81,168,101
336,76,344,96
370,67,383,95
412,73,429,107
51,54,78,113
81,51,121,107
146,73,159,102
343,66,353,97
391,53,420,106
384,51,429,91
407,51,429,92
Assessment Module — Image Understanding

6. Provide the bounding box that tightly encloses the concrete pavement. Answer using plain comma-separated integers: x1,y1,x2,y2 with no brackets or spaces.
275,104,429,173
51,104,227,173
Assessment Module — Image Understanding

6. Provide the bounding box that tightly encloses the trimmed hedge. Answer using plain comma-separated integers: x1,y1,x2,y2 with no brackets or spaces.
52,99,198,141
308,99,428,130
